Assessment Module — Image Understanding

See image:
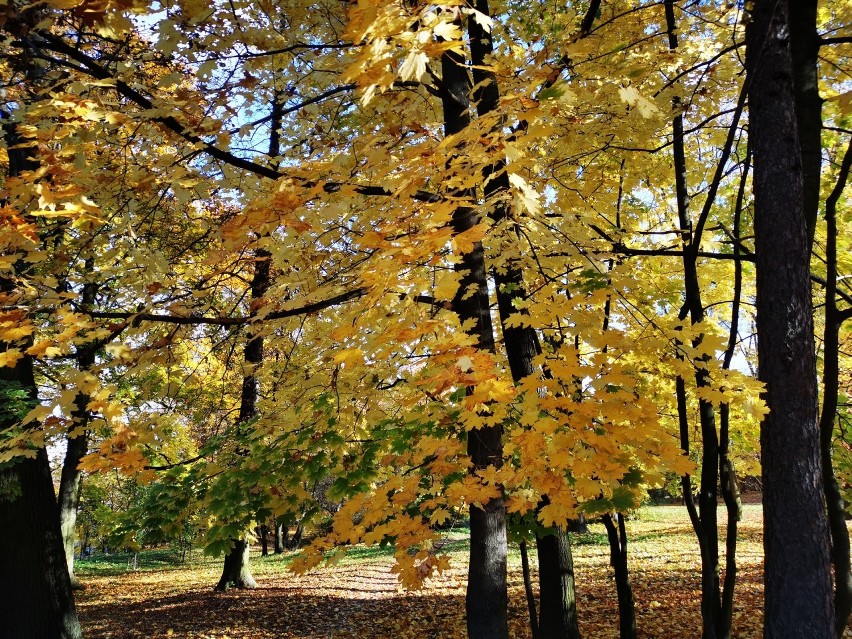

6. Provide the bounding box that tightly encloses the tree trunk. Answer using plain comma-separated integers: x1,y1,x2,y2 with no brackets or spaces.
819,139,852,636
273,519,284,554
0,109,83,639
215,539,258,591
439,17,508,639
58,283,96,592
664,2,726,635
747,2,835,636
520,540,539,639
215,94,281,590
536,529,581,639
58,431,88,590
602,514,636,639
257,524,269,557
789,0,821,249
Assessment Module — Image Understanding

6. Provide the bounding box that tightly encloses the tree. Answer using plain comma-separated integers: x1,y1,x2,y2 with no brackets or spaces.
747,1,834,636
0,97,82,638
7,3,852,639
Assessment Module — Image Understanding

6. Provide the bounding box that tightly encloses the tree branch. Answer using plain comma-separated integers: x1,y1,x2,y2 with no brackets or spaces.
85,288,366,326
31,32,441,203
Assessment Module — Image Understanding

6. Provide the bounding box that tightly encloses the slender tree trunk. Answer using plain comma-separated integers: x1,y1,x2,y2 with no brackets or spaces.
820,139,852,637
536,529,581,639
258,524,269,557
58,430,89,590
57,273,96,590
290,523,303,550
215,92,283,591
602,513,636,639
273,518,284,554
717,141,750,639
664,2,727,635
0,109,83,639
520,540,540,639
747,2,835,636
472,0,584,631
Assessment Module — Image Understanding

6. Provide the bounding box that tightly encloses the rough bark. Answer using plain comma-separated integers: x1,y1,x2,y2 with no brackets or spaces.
0,114,83,638
789,0,821,249
747,2,835,636
215,539,257,591
536,530,581,639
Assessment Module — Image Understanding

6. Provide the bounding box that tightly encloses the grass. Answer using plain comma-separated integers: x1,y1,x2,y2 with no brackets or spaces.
73,499,851,639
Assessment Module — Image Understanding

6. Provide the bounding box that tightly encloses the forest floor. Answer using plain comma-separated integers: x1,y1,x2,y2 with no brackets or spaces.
75,496,852,639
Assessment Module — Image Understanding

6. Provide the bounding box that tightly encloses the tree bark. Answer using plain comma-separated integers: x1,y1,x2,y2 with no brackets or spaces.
58,429,89,590
215,539,258,591
536,529,581,639
664,2,726,635
819,138,852,637
273,518,284,554
257,524,269,557
0,109,83,639
215,92,282,591
57,272,97,591
747,2,835,636
789,0,821,249
438,12,508,637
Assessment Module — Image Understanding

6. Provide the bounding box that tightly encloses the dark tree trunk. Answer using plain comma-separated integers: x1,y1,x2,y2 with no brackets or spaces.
439,16,508,639
520,540,539,639
567,516,588,535
789,0,821,249
58,431,88,590
257,524,269,556
747,2,835,637
602,514,636,639
536,530,581,639
472,0,584,632
0,448,84,639
57,273,96,591
717,141,751,639
215,94,282,590
663,2,733,635
820,139,852,636
0,110,82,639
215,539,257,591
284,520,304,550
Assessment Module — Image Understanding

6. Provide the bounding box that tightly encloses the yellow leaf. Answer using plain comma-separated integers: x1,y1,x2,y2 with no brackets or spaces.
333,348,364,366
0,349,24,368
452,223,488,255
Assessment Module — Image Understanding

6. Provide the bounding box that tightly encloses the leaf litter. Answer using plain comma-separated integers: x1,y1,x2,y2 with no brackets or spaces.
76,499,852,638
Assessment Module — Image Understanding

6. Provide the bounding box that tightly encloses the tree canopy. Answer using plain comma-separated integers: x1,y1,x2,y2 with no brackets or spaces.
1,0,851,636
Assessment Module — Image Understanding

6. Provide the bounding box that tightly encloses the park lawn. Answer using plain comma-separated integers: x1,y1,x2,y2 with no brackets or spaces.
74,500,848,638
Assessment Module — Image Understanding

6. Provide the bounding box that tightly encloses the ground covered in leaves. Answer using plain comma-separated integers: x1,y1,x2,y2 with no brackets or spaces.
76,498,851,638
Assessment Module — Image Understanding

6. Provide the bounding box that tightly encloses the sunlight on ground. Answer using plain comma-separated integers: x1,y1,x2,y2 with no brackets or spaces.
75,501,851,639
